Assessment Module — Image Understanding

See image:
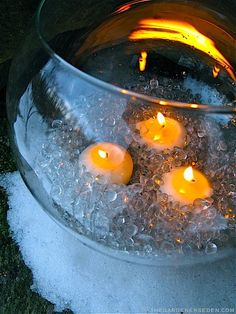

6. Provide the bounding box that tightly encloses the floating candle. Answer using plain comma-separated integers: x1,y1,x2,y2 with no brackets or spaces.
136,112,186,151
79,142,133,185
160,166,213,204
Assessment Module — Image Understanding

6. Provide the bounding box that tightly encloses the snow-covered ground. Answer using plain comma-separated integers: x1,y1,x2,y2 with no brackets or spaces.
0,172,235,313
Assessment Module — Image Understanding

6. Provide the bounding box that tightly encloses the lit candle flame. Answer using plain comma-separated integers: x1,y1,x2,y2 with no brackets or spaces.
212,65,220,78
98,149,108,159
129,19,235,80
157,112,166,127
184,166,195,182
139,50,147,71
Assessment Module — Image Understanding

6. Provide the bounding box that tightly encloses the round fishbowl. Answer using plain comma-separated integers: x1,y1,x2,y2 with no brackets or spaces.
7,0,236,267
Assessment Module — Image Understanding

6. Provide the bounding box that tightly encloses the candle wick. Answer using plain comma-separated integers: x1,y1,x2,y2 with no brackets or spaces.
158,121,165,129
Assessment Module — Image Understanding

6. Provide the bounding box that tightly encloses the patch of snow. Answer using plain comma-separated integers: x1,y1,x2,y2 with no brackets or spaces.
1,172,235,313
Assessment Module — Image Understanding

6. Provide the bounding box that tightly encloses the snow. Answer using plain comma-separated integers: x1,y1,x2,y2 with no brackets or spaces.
1,172,236,314
0,172,92,313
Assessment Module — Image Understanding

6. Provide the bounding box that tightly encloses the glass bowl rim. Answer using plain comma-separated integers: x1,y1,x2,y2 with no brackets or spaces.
36,0,236,114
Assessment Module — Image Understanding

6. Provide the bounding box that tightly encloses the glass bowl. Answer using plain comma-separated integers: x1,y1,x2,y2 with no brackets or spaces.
7,0,236,266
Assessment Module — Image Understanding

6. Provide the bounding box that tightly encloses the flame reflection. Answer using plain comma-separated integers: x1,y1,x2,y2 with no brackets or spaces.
190,104,199,109
212,64,220,78
115,0,150,14
129,19,235,80
139,50,147,71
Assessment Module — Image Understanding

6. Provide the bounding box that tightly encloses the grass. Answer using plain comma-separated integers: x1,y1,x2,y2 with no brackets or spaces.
0,90,73,314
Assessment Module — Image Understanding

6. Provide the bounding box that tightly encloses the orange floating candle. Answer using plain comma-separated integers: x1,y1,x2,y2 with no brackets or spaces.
79,142,133,185
160,166,213,204
136,112,186,151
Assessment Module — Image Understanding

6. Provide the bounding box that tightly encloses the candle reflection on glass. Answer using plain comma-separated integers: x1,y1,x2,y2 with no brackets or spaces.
139,50,147,72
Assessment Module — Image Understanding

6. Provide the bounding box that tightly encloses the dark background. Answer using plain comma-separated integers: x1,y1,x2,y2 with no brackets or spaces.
0,1,73,313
